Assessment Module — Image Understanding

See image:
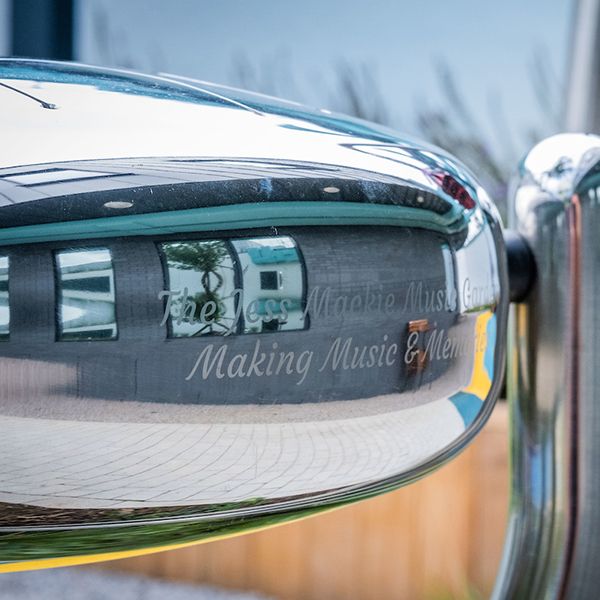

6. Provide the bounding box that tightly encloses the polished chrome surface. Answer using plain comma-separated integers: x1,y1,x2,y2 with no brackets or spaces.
493,133,600,599
0,59,507,567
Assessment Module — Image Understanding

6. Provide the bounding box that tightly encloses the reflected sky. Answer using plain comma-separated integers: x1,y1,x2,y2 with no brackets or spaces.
75,0,571,158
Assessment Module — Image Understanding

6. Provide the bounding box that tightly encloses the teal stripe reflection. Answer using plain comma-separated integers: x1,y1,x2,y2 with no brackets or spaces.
0,201,466,246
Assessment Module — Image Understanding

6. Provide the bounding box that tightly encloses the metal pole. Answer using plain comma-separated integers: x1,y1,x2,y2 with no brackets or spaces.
493,134,600,599
565,0,600,133
494,1,600,594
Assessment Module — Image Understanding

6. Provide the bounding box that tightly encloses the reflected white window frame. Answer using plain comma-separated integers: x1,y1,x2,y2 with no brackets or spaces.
55,247,118,341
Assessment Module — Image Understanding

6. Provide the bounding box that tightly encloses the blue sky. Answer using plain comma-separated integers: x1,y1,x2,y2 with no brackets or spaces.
74,0,572,161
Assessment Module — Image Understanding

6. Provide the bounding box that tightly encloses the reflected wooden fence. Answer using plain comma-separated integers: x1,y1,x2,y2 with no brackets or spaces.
98,404,509,600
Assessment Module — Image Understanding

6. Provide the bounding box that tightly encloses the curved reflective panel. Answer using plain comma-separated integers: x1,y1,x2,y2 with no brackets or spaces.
0,59,507,569
494,134,600,600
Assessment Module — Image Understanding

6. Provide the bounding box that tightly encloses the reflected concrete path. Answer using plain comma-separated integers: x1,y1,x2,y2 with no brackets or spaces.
0,397,464,509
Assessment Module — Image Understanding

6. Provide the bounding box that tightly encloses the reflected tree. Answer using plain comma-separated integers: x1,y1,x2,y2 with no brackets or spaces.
163,242,232,334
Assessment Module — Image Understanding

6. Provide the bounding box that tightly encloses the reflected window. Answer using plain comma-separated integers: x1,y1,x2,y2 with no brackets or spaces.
56,248,117,340
231,236,306,334
161,241,237,337
0,256,8,340
260,271,279,290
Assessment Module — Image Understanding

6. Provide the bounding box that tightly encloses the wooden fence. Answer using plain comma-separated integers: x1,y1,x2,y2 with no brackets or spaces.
97,404,509,600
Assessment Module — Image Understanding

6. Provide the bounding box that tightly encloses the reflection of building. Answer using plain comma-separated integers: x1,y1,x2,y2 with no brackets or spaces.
231,237,305,333
160,236,306,337
0,227,464,405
